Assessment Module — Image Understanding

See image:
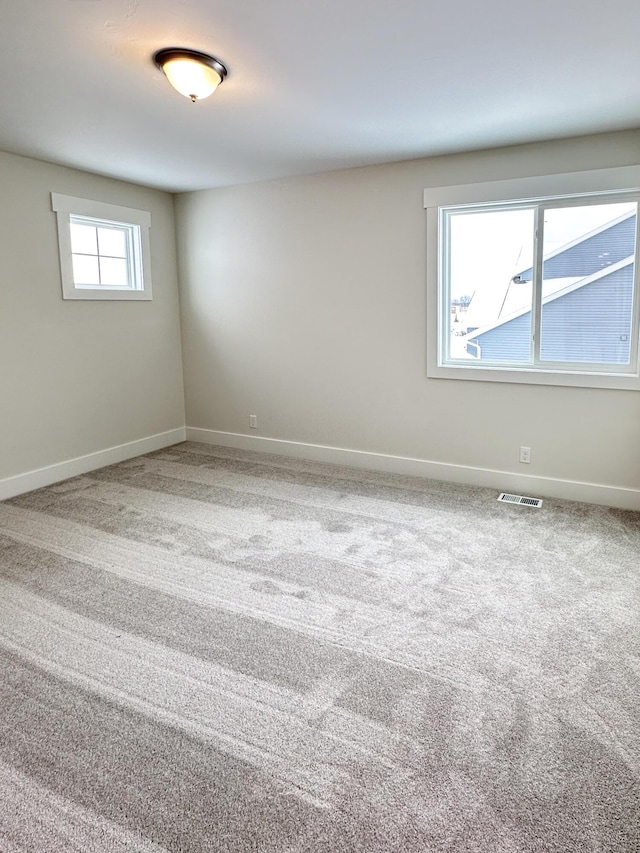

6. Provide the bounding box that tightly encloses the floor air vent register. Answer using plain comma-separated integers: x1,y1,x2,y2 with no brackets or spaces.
497,492,543,508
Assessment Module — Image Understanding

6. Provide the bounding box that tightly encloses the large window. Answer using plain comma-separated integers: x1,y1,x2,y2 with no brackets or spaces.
52,194,152,300
425,167,640,390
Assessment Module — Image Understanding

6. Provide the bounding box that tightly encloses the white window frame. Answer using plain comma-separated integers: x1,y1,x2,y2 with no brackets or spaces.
52,193,152,300
425,165,640,390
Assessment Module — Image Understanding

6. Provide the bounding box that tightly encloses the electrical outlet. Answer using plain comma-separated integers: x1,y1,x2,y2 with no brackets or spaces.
519,446,531,464
249,414,257,429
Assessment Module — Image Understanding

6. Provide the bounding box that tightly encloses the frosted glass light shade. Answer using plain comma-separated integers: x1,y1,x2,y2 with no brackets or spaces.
154,49,227,102
162,58,221,101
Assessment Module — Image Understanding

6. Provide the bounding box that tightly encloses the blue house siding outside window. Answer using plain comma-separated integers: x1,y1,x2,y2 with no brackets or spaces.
516,214,636,282
467,313,530,361
468,265,634,364
540,265,633,363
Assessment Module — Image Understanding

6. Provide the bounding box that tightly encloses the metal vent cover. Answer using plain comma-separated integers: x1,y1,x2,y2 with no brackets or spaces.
497,492,543,508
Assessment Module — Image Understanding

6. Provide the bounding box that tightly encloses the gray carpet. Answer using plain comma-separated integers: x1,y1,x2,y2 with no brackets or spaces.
0,441,639,852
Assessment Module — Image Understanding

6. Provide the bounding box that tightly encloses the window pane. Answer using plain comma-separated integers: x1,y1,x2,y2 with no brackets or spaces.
70,223,98,255
540,203,637,364
98,226,127,258
99,257,129,287
72,254,100,285
447,208,535,362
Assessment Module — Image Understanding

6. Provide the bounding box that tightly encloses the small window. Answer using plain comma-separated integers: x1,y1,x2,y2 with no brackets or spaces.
425,167,640,390
52,194,152,300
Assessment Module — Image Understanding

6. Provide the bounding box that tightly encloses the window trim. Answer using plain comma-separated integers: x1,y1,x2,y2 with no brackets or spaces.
52,193,152,300
424,165,640,390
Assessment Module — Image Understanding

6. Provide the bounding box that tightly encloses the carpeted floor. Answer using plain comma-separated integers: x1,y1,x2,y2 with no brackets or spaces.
0,441,639,852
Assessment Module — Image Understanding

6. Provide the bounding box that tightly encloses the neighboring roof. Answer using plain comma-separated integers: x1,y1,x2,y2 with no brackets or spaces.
498,276,583,319
463,276,582,332
465,256,633,341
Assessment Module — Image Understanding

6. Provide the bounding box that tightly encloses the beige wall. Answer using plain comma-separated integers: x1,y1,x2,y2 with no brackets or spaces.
0,151,185,481
175,131,640,494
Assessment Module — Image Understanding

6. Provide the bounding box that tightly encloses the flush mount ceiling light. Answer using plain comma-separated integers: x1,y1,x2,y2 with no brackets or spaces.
153,48,228,102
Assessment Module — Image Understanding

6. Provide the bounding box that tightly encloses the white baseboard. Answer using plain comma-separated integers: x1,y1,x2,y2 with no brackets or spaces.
0,428,186,501
186,427,640,511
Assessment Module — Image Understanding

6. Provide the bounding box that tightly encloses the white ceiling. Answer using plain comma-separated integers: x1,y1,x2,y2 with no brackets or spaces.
2,0,640,193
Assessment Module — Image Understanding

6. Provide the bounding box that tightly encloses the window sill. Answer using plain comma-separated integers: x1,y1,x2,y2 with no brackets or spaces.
427,360,640,390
